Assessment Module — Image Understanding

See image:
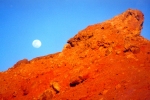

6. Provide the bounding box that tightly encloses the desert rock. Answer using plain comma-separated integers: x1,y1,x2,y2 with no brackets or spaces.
0,9,150,100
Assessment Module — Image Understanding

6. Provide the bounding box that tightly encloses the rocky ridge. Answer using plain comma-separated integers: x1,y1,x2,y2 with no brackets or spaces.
0,9,150,100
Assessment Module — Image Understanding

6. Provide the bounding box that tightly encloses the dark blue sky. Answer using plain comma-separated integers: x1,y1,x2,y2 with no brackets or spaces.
0,0,150,71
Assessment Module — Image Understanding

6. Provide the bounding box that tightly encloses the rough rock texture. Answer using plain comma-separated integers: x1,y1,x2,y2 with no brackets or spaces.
0,9,150,100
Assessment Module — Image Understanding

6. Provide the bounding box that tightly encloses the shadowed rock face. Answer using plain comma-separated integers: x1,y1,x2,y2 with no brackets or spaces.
0,9,150,100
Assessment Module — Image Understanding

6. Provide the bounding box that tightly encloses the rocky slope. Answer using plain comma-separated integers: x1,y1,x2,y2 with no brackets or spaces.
0,9,150,100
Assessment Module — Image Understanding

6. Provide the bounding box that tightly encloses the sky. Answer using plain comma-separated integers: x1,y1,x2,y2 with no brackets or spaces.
0,0,150,71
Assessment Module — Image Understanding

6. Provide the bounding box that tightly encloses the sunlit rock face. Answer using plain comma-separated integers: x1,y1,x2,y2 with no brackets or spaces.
0,9,150,100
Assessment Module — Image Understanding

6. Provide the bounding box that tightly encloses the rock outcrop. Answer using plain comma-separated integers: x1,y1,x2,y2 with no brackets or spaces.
0,9,150,100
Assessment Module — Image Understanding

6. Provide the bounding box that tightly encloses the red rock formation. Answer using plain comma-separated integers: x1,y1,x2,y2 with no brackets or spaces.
0,9,150,100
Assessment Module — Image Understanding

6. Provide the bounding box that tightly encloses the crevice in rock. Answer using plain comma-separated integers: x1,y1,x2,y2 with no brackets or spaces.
123,46,140,54
70,76,87,87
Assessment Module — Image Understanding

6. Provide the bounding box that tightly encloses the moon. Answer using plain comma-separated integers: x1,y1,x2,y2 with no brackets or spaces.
32,39,42,48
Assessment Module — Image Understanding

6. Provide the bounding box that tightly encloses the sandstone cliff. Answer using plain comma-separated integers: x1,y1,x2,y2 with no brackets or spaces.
0,9,150,100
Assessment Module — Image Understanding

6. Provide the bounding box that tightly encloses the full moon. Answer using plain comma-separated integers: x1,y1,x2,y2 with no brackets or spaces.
32,39,42,48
